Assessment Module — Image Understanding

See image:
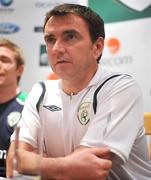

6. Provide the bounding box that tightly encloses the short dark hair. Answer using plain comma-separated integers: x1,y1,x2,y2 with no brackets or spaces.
44,3,105,43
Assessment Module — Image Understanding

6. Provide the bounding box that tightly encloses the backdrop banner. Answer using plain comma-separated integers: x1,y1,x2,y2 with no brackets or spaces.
89,0,151,112
0,0,150,111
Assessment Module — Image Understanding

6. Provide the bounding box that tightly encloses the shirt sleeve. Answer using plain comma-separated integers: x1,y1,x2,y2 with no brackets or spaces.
80,75,144,164
11,82,44,149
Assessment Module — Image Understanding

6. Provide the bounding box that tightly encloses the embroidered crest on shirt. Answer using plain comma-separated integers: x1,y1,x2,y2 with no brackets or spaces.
7,111,21,127
77,102,91,125
43,105,61,111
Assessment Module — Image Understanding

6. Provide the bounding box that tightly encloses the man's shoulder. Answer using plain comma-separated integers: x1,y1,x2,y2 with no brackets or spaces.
40,80,60,92
35,80,60,113
16,92,28,105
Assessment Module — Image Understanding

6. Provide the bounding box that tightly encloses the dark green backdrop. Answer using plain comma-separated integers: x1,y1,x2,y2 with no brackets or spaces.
88,0,151,23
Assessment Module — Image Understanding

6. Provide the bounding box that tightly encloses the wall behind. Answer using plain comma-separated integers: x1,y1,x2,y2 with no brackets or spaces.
0,0,150,111
89,0,151,112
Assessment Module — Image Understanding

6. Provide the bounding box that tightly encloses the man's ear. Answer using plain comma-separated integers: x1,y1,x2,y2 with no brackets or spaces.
16,64,24,78
93,37,104,60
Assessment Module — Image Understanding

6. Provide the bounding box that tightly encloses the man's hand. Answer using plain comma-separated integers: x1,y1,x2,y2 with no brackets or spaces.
63,146,112,180
6,141,15,178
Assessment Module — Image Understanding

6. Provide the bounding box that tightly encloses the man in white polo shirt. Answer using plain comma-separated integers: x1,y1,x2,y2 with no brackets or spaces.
7,3,151,180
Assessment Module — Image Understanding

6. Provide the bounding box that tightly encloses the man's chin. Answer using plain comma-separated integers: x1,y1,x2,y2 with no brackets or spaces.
0,79,5,86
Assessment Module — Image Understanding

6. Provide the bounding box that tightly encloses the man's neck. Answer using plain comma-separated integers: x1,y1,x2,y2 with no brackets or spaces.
0,86,18,104
62,66,98,95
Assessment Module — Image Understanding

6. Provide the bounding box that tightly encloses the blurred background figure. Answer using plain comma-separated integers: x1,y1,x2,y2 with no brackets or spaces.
0,38,27,177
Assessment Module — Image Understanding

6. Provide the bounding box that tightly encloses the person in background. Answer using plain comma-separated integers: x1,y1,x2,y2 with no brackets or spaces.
7,3,151,180
0,38,27,177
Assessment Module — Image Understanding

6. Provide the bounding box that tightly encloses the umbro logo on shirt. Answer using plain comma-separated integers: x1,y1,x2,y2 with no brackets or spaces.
43,105,61,111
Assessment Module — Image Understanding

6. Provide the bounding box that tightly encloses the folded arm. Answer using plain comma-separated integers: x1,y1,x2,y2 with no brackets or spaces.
7,141,112,180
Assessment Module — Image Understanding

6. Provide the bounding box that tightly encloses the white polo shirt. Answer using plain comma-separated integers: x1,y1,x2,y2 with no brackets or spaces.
12,65,151,180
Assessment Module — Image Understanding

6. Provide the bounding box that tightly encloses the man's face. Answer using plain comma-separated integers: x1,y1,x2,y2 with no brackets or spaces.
44,13,103,81
0,47,22,88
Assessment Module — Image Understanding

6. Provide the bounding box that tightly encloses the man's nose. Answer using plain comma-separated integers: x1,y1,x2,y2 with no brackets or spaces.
52,40,65,53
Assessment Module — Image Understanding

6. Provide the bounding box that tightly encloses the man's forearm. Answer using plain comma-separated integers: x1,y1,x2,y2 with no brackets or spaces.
7,142,112,180
41,156,69,180
7,145,67,179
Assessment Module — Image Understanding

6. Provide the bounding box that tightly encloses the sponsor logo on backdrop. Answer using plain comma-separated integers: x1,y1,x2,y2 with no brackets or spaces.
47,72,59,80
0,0,13,6
0,0,14,12
101,55,133,66
106,38,120,54
34,0,86,9
102,37,133,66
116,0,151,12
90,0,151,23
39,44,49,66
0,23,20,34
34,1,56,9
34,26,43,33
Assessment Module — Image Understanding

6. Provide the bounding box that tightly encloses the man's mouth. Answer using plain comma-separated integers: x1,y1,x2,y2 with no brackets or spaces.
56,60,70,64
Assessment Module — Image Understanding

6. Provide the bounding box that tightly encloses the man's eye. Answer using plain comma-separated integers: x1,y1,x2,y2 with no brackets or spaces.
0,57,10,63
46,37,56,45
65,34,77,41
